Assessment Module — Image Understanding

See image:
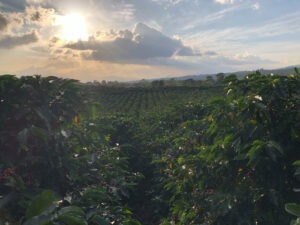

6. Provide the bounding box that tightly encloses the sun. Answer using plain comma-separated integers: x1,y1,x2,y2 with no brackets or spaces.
57,14,88,42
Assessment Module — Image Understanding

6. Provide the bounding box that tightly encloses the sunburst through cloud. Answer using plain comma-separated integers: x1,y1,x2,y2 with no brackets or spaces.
55,13,89,42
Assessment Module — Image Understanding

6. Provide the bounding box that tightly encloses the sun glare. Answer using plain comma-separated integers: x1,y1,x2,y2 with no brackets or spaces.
57,14,88,42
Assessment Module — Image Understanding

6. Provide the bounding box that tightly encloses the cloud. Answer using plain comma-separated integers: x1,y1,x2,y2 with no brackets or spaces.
233,52,275,64
185,11,300,54
0,14,9,32
183,4,246,31
151,0,186,6
65,23,199,64
0,5,55,36
24,6,55,26
26,0,48,3
215,0,235,4
0,0,26,11
0,31,38,48
252,3,260,11
111,3,136,22
204,51,218,56
0,12,24,33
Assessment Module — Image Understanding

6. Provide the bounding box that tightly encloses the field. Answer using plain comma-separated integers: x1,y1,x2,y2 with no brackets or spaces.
86,85,224,116
0,72,299,225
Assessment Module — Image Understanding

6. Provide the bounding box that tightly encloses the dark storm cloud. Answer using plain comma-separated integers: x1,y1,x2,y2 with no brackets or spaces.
65,23,198,63
0,31,38,48
0,13,8,32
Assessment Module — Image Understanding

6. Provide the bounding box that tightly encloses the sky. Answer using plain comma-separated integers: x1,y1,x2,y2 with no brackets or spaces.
0,0,299,81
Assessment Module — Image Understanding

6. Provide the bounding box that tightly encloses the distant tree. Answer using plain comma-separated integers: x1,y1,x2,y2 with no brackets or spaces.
196,79,204,86
101,80,107,86
165,78,177,87
159,80,165,87
216,73,225,83
137,79,150,87
107,81,121,87
183,78,196,86
205,75,215,85
151,80,165,87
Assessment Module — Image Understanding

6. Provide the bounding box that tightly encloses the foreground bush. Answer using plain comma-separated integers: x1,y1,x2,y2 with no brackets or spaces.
159,71,300,224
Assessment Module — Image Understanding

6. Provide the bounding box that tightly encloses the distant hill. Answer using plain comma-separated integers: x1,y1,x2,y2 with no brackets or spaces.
162,65,300,81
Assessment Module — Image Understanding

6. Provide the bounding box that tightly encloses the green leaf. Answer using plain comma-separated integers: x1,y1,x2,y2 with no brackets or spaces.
223,134,233,146
57,215,87,225
123,219,141,225
247,140,264,166
267,140,284,154
26,190,56,219
285,203,300,217
90,105,98,120
30,126,48,142
295,67,300,76
122,209,133,215
224,74,237,83
293,160,300,166
24,204,57,225
89,215,110,225
57,206,85,217
209,97,224,105
177,156,184,165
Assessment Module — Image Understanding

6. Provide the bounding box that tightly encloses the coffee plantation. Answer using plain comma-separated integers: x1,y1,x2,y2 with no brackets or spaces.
0,70,299,225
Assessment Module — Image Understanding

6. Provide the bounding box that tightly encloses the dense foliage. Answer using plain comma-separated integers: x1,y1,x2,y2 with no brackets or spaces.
158,71,300,225
0,76,139,225
0,70,299,225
